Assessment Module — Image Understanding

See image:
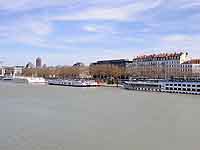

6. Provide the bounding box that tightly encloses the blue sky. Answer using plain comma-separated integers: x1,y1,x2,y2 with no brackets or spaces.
0,0,200,66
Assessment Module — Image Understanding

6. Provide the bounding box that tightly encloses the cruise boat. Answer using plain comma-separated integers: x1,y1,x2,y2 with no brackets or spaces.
2,76,14,81
2,76,47,84
48,79,98,87
123,81,162,92
122,81,200,95
48,79,73,86
161,81,200,95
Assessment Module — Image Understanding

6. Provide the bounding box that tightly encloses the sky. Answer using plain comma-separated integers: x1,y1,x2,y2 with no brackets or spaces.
0,0,200,66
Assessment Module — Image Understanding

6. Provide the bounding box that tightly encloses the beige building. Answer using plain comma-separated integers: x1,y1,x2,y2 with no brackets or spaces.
181,59,200,80
3,66,24,76
126,52,200,80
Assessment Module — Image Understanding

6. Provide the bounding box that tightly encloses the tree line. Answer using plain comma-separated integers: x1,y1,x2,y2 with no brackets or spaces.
22,66,81,79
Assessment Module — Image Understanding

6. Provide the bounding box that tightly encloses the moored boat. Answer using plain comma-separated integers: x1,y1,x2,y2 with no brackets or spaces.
2,76,47,84
122,80,200,95
48,79,98,87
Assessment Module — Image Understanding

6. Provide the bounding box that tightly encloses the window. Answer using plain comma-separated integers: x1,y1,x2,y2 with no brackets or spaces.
192,85,196,87
183,84,186,87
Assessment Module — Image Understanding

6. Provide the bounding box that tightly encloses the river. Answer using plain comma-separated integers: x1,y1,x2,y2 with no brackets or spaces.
0,82,200,150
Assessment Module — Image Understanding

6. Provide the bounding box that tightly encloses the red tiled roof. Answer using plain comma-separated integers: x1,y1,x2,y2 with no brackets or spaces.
135,52,184,60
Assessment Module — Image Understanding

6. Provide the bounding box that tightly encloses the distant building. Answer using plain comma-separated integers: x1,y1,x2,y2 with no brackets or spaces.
13,66,24,76
90,59,132,68
73,62,85,67
25,62,34,69
43,64,47,68
4,66,24,76
182,59,200,80
0,67,5,76
36,57,42,68
126,52,200,80
90,59,132,79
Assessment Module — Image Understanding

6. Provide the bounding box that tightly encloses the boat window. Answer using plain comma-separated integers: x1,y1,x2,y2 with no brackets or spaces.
192,85,196,87
197,85,200,87
178,88,181,90
183,84,186,87
187,85,191,87
192,89,196,92
178,84,181,86
197,89,200,92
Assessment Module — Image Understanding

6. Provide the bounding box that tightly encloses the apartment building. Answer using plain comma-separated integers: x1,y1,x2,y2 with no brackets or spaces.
127,52,194,79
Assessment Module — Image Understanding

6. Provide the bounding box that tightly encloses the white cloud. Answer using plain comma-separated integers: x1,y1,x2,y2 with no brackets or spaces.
83,24,118,34
28,21,53,36
83,25,99,33
162,34,193,42
160,34,200,57
0,0,75,11
0,15,55,49
178,0,200,9
51,0,163,21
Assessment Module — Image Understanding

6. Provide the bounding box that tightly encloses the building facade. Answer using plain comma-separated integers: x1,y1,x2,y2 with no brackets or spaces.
90,59,132,79
3,66,24,76
127,52,194,79
91,59,132,68
181,59,200,80
0,67,5,76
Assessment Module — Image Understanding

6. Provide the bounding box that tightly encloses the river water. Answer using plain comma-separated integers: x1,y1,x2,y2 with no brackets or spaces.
0,82,200,150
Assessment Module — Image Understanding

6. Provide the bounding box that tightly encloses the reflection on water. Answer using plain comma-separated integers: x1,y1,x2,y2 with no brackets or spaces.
0,82,200,150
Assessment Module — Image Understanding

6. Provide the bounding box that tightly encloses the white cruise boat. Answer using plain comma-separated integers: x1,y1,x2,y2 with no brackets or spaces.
48,80,73,86
48,79,98,87
122,80,200,95
2,76,14,81
161,81,200,95
3,76,47,84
